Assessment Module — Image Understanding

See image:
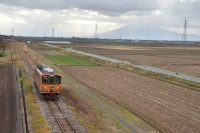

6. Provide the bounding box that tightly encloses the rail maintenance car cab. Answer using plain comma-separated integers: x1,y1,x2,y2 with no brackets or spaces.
34,64,62,99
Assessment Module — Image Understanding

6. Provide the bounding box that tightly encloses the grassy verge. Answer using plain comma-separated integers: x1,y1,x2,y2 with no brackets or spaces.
22,70,50,133
0,50,3,57
121,64,200,92
0,48,12,64
62,87,119,133
46,55,96,66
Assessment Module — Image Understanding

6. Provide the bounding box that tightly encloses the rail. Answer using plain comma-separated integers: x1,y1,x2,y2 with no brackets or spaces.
47,101,77,133
16,47,34,72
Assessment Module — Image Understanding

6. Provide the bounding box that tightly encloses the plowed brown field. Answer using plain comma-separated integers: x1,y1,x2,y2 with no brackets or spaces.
60,66,200,133
110,55,200,65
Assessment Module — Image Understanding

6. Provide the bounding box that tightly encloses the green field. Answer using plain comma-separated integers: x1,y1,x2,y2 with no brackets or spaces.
46,55,96,65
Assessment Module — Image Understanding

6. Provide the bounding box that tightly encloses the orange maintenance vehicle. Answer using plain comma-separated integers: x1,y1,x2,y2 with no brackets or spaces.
34,64,62,99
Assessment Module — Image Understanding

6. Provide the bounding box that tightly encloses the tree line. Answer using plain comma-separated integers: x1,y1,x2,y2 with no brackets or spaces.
0,38,7,56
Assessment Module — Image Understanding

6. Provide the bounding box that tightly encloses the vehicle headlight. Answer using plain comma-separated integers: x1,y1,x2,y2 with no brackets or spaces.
43,86,47,89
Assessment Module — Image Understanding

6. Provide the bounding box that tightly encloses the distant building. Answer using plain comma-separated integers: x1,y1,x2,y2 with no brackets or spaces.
44,41,71,45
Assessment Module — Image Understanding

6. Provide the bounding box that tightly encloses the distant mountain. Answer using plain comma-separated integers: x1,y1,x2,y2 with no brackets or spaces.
99,25,200,41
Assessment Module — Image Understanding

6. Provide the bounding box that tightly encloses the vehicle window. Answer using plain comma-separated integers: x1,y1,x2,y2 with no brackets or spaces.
49,76,54,84
42,76,49,84
42,75,61,84
55,76,61,84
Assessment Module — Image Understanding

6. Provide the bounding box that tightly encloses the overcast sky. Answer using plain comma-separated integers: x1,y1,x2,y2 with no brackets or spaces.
0,0,199,37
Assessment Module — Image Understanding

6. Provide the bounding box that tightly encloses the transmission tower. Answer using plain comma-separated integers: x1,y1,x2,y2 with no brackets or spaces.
52,28,55,38
11,28,14,36
182,18,188,44
94,24,98,39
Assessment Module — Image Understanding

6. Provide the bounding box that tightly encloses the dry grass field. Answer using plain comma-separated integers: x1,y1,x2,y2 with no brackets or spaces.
60,66,200,133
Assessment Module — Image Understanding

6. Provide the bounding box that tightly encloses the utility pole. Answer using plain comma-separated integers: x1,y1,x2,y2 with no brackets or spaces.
52,28,54,38
94,24,98,39
182,18,188,45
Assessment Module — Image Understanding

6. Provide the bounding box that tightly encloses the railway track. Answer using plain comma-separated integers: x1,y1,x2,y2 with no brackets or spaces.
16,47,85,133
47,101,77,133
16,47,34,71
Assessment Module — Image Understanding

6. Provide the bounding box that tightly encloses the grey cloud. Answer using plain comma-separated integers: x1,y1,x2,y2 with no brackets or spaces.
0,0,158,15
161,0,200,18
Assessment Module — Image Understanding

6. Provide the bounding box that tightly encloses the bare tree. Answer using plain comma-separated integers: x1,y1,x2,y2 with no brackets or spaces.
0,38,7,56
